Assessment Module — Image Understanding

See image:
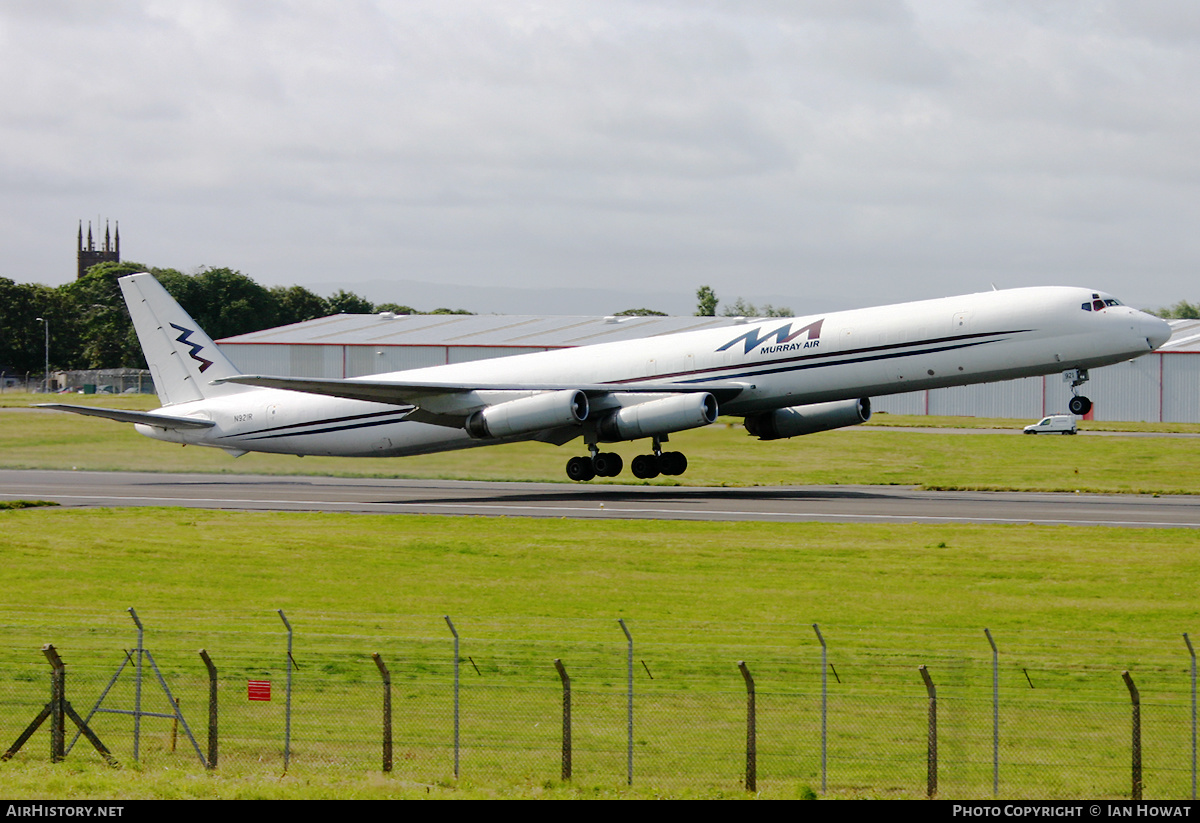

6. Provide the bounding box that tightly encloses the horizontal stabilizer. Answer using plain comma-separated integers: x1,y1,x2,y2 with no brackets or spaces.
36,404,216,430
213,374,748,405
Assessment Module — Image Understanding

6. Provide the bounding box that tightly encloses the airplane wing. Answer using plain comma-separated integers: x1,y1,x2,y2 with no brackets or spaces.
36,404,217,430
212,374,749,405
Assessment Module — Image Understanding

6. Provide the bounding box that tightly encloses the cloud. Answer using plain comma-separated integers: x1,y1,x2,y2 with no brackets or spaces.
2,1,1198,312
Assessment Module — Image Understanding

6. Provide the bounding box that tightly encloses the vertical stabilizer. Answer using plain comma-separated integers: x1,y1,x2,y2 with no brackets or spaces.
120,273,247,406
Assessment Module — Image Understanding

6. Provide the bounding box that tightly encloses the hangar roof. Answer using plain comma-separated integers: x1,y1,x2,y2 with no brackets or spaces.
1163,319,1200,353
219,313,752,348
219,312,1200,352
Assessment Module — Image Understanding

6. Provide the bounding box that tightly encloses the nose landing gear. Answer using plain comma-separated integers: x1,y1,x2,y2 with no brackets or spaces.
1067,395,1092,416
1064,368,1093,416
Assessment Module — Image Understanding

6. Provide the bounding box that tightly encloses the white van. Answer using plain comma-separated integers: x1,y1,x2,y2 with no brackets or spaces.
1023,415,1077,435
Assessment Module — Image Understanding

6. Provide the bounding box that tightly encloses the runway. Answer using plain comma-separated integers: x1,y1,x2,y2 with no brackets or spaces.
2,469,1198,528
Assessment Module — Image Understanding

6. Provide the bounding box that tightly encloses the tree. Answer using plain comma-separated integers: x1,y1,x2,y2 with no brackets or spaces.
326,289,375,315
374,302,416,315
695,285,718,317
1150,300,1200,319
721,298,794,317
0,278,75,375
614,308,667,316
721,297,757,317
181,267,280,339
759,303,794,317
59,264,289,369
62,262,149,368
272,285,331,325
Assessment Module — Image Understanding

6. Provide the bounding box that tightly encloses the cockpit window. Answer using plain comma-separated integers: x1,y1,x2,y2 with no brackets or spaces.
1081,297,1123,312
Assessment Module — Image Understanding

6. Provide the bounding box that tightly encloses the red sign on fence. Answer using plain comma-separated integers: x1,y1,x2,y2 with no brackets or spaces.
248,680,271,701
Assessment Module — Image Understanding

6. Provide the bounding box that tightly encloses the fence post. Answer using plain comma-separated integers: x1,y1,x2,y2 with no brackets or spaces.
985,628,999,796
372,653,392,773
444,616,459,779
1123,670,1142,801
44,645,65,762
618,618,633,786
738,661,756,793
812,624,827,795
3,645,115,768
199,650,217,770
128,608,144,762
277,610,294,772
1186,633,1196,800
554,659,571,781
919,665,937,799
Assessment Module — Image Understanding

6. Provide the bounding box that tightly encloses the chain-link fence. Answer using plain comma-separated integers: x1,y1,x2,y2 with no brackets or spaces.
0,370,154,395
1,613,1195,799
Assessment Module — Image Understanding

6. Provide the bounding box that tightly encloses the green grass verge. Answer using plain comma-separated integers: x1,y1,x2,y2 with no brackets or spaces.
5,404,1200,493
0,392,161,410
0,509,1197,798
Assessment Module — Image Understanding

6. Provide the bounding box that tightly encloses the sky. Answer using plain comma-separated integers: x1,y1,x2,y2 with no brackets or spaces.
3,1,1198,315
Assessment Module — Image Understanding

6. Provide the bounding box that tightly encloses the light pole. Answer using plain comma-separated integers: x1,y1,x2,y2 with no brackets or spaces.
35,317,49,393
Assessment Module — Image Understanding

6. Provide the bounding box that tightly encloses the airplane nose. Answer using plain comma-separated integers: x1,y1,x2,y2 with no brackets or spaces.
1142,313,1172,350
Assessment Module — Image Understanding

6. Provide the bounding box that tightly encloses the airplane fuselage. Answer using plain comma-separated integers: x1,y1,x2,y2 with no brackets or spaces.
134,286,1169,459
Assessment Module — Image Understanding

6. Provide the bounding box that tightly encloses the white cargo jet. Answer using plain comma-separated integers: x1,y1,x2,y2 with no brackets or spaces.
42,273,1171,481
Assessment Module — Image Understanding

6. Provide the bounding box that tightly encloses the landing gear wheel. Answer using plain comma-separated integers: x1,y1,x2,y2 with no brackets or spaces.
566,456,596,482
1063,369,1091,417
631,454,660,479
659,451,688,476
593,452,623,477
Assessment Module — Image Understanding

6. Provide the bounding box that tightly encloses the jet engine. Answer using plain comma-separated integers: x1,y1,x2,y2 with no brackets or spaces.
743,398,871,441
465,390,589,439
596,393,718,442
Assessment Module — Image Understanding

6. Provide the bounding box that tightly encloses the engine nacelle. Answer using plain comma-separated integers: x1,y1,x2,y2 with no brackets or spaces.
465,390,589,439
596,393,718,442
743,398,871,441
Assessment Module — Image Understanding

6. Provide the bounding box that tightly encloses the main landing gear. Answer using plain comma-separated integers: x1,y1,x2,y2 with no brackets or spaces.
565,438,688,482
1064,368,1093,416
630,448,686,479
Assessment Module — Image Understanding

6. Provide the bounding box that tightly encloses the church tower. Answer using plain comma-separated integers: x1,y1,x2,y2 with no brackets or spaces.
77,220,120,278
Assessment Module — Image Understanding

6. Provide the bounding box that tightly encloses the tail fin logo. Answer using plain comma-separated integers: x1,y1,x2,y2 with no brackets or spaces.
169,323,214,373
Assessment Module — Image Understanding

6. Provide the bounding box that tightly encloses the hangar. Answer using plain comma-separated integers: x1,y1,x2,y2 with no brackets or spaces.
217,312,750,376
870,318,1200,423
217,314,1200,424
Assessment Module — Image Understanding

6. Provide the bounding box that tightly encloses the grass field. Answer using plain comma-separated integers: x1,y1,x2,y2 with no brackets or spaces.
2,393,1198,798
1,509,1198,799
